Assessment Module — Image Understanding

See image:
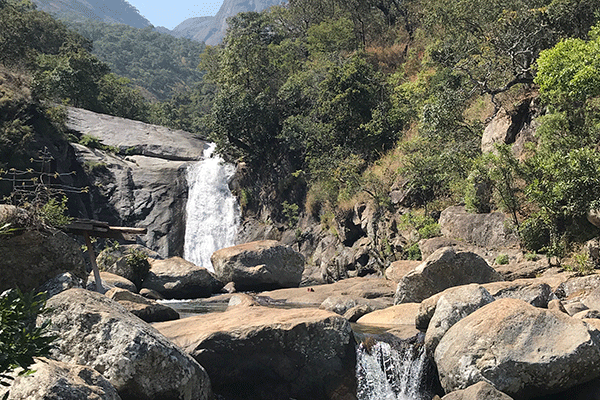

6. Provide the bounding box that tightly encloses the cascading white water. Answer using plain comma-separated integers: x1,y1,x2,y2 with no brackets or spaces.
356,341,429,400
184,143,240,272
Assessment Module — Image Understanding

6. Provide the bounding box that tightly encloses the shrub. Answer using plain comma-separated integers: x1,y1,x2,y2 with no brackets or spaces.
495,254,509,265
0,289,56,394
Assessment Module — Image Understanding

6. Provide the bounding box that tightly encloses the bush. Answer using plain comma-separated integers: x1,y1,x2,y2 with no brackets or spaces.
495,254,509,265
0,289,56,393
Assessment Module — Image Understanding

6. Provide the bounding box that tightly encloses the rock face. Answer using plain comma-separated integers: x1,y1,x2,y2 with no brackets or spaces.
86,271,137,293
0,357,121,400
0,229,86,293
44,288,212,400
33,0,151,28
167,0,285,45
435,298,600,399
154,305,356,400
105,287,179,322
142,257,223,299
438,206,520,249
357,303,421,327
67,107,208,258
394,247,503,304
211,240,305,291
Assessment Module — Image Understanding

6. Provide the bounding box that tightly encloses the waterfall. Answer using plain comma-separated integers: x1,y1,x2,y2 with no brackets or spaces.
356,338,433,400
184,143,240,272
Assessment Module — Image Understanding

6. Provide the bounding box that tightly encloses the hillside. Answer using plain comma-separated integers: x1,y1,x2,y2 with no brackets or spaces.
33,0,151,28
167,0,285,45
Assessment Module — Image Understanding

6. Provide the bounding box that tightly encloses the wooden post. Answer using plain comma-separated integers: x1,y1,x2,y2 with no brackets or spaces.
84,231,103,293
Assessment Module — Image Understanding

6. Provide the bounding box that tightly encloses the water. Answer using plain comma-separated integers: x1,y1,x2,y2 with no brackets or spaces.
356,338,431,400
184,143,240,272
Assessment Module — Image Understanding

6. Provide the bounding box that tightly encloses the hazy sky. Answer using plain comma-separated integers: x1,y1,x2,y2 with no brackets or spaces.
127,0,224,29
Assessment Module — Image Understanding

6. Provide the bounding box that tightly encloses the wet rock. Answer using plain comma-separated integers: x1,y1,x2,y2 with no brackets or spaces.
155,305,355,400
211,240,305,291
143,256,223,299
0,357,121,400
435,299,600,399
44,288,212,400
105,287,179,322
394,247,503,304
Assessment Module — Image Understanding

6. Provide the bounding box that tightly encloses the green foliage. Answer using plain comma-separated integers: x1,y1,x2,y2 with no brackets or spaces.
78,135,118,153
125,248,150,288
495,254,509,265
399,211,441,240
282,200,300,228
66,21,206,101
0,289,56,391
404,242,422,261
38,196,71,227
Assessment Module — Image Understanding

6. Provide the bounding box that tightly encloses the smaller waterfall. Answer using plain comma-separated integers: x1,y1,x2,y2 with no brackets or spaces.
356,337,434,400
184,143,240,272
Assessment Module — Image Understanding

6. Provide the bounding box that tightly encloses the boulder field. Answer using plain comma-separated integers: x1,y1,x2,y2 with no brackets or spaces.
8,203,600,399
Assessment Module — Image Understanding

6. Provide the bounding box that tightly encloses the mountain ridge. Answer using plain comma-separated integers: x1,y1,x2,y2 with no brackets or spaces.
33,0,151,28
167,0,286,45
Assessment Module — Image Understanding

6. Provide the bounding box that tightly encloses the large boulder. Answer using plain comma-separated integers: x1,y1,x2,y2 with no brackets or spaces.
96,244,157,288
442,381,513,400
394,247,503,304
435,298,600,399
142,256,223,299
105,287,179,322
211,240,305,291
86,271,137,293
0,357,121,400
424,284,494,354
154,305,356,400
357,303,421,327
483,279,552,308
0,229,86,293
44,288,212,400
438,206,520,249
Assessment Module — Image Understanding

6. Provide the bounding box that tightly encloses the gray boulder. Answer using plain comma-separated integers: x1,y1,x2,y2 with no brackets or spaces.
154,305,355,400
38,272,83,299
86,271,137,293
0,229,86,293
483,279,552,308
425,284,495,354
395,247,503,304
96,244,157,287
0,357,121,400
143,256,223,299
438,206,519,249
442,381,513,400
211,240,305,291
105,287,179,322
44,288,212,400
435,298,600,399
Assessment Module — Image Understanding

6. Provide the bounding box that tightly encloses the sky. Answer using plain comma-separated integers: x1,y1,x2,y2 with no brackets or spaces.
126,0,224,29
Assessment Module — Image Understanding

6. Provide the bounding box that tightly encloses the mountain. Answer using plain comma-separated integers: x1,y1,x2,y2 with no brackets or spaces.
167,0,286,45
33,0,151,28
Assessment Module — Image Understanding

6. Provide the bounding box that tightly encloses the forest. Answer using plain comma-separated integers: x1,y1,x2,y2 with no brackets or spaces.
2,0,600,263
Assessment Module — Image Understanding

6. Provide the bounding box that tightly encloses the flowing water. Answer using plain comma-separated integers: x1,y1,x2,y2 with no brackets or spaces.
356,337,433,400
183,143,240,272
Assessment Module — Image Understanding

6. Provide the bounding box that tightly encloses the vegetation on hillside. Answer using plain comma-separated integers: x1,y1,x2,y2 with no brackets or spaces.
201,0,600,261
